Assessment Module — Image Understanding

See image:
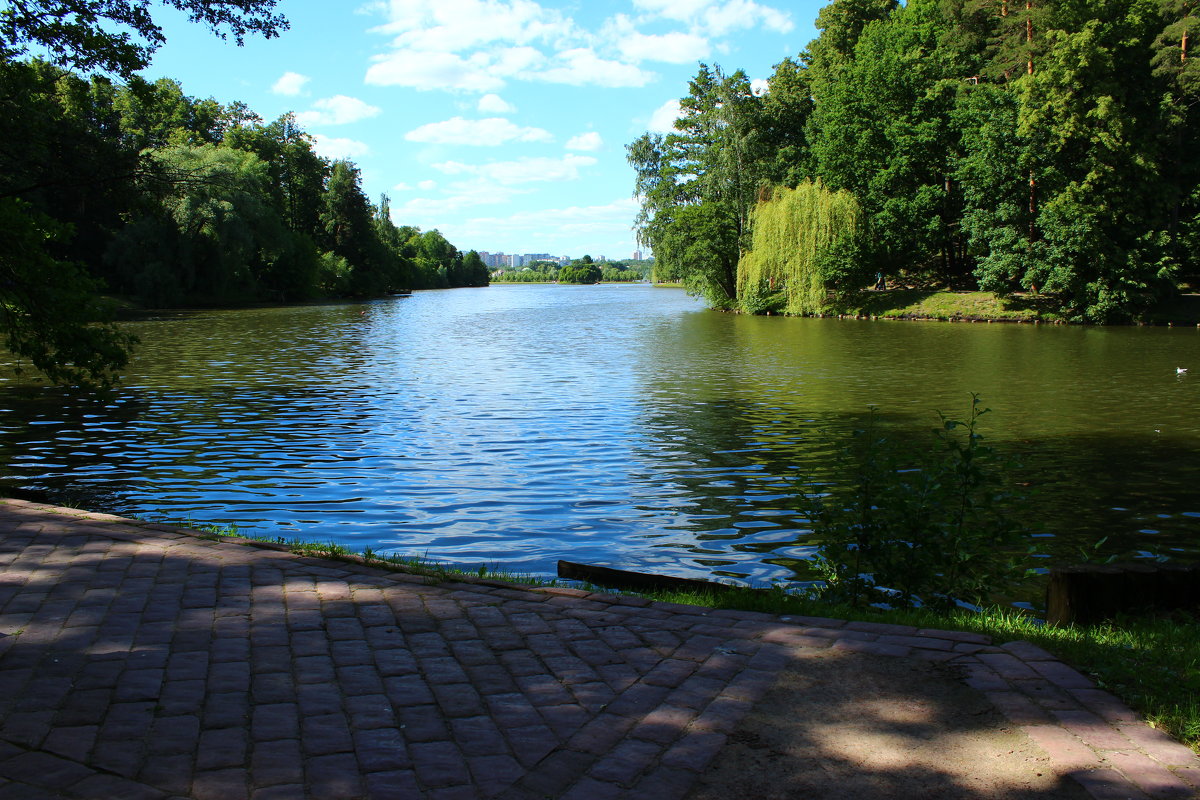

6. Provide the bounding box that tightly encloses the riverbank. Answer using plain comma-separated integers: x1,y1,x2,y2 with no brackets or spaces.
188,522,1200,757
833,289,1200,326
1,497,1196,799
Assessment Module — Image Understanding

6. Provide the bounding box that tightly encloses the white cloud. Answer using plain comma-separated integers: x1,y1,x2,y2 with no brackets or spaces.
565,132,603,152
631,0,793,35
372,0,575,51
418,179,438,190
365,1,658,91
393,181,415,190
404,116,553,145
295,95,382,127
603,14,710,64
271,71,310,95
394,183,528,219
477,93,516,113
536,48,653,87
647,98,681,133
750,78,769,96
461,197,641,241
310,134,371,160
431,154,597,184
366,49,506,91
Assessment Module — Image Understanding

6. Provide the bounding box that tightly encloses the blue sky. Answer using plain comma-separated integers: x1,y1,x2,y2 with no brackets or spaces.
144,0,824,260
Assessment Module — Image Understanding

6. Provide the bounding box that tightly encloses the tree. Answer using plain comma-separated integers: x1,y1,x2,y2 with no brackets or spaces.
459,250,489,287
1,198,133,386
1,0,288,78
0,0,288,385
629,64,765,308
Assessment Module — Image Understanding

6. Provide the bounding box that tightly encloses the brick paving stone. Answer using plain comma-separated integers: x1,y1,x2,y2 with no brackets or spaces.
845,620,919,636
364,769,423,800
1022,725,1106,772
196,727,248,770
917,628,990,644
1069,768,1153,800
501,724,556,767
984,690,1055,726
450,716,509,756
345,694,397,729
1103,750,1198,798
66,773,170,800
5,502,1200,800
396,704,450,744
1001,640,1056,661
250,739,304,787
433,683,486,718
976,652,1043,680
630,704,696,744
1052,709,1136,752
251,703,299,742
510,749,596,797
353,727,411,772
1068,689,1143,725
627,764,700,800
1115,723,1200,767
138,753,195,795
0,751,94,789
1030,659,1096,690
1016,678,1084,711
41,724,98,762
301,713,354,756
661,730,728,771
410,740,472,788
466,754,524,796
305,753,364,798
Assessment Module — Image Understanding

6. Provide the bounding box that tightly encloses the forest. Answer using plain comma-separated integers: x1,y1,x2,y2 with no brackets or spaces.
1,0,487,385
629,0,1200,323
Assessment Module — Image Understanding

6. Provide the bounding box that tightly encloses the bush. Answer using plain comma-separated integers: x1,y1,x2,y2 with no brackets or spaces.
804,395,1028,610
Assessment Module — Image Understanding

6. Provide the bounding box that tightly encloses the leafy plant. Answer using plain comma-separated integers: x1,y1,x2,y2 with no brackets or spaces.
804,395,1027,610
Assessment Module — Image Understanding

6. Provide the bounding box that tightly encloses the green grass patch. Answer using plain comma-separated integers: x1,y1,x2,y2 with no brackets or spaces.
838,289,1049,322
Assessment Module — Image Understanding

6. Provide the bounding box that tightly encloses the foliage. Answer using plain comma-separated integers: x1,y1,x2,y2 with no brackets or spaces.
630,0,1200,322
628,64,766,307
737,181,861,315
0,198,134,386
558,258,602,284
0,0,287,78
804,395,1027,610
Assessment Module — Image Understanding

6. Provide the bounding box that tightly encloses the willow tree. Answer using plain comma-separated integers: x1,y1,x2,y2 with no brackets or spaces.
737,181,861,315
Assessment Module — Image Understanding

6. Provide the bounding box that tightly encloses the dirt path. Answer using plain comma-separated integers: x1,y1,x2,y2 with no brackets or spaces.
689,651,1091,800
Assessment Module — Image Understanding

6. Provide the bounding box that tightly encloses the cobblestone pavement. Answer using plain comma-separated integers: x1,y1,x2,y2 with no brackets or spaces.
0,499,1197,799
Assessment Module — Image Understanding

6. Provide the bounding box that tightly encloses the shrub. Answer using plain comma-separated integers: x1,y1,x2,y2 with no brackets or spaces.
804,395,1027,610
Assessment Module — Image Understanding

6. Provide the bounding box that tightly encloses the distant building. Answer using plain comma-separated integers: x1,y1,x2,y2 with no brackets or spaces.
633,250,643,261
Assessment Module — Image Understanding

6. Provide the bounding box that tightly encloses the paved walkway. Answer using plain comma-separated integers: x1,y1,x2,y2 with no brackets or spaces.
0,499,1196,799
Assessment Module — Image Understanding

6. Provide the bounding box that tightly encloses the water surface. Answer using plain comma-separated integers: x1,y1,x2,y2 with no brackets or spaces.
2,284,1197,602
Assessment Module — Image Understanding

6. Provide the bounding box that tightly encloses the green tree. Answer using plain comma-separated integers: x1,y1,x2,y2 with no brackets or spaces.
629,64,764,308
459,250,489,287
1,198,133,386
1,0,287,78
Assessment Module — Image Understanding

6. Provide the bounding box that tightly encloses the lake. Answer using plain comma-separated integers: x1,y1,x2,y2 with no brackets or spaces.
2,284,1198,607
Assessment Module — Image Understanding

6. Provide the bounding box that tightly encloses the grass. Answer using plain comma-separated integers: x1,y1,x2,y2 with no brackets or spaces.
837,289,1050,322
154,518,1200,754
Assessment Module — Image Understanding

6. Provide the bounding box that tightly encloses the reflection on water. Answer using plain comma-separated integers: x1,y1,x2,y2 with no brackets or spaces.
1,284,1197,603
